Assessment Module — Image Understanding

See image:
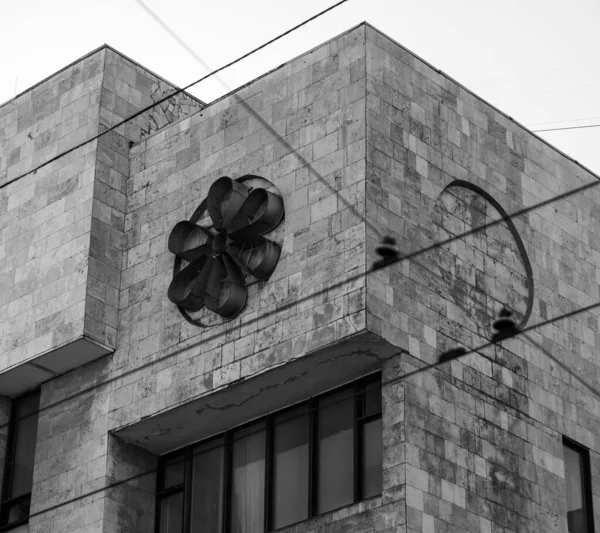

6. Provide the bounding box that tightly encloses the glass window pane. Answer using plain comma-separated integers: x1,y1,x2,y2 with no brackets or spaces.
159,492,184,533
191,443,224,533
564,444,589,533
9,412,39,498
362,377,382,416
317,388,354,514
273,409,309,529
15,391,40,419
160,456,185,490
231,424,266,533
6,498,30,524
361,418,382,498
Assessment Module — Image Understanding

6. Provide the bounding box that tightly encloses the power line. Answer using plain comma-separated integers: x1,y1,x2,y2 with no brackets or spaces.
7,143,600,513
0,0,350,191
2,5,599,528
399,178,600,262
106,2,600,378
532,123,600,133
528,115,600,128
19,295,600,518
26,467,159,521
5,174,599,430
15,176,600,519
521,332,600,402
134,0,217,71
381,300,600,392
4,2,600,515
133,0,384,239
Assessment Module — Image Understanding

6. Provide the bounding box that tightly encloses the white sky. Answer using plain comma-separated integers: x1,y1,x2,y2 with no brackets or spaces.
2,0,600,174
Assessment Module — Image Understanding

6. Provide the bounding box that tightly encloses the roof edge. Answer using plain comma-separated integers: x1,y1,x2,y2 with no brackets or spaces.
0,43,206,111
102,45,205,106
133,22,368,147
0,44,109,110
363,22,600,182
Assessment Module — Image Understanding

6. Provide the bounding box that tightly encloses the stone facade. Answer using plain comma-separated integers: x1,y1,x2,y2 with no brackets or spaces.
0,22,598,533
364,25,600,532
0,46,203,395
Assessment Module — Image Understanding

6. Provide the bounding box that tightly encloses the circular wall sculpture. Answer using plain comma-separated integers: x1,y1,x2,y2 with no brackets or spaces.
426,180,534,338
167,175,285,327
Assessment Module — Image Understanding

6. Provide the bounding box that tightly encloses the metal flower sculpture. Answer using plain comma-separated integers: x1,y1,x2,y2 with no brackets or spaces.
167,175,284,323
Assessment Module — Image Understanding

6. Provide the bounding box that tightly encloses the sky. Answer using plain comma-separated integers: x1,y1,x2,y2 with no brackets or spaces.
2,0,600,174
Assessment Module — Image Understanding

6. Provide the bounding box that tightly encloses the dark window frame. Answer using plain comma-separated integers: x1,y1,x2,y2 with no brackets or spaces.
563,437,595,533
0,389,41,531
156,373,382,533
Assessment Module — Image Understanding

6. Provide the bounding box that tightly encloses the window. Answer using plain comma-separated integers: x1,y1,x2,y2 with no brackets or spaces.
563,438,595,533
156,374,382,533
0,389,40,530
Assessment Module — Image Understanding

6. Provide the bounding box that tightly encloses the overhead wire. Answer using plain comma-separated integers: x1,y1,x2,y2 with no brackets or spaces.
0,1,597,438
532,123,600,133
0,0,350,191
10,125,600,526
19,294,600,519
4,0,600,519
0,98,595,431
133,0,384,239
527,115,600,128
3,0,596,425
130,0,600,395
396,178,600,262
131,0,600,400
7,297,595,515
380,300,600,395
520,332,600,402
4,174,599,430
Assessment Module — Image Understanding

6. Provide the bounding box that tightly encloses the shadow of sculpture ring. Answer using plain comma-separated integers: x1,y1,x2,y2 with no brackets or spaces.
444,180,534,329
168,175,285,326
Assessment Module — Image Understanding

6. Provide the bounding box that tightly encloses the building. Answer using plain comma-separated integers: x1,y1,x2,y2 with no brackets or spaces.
0,22,598,533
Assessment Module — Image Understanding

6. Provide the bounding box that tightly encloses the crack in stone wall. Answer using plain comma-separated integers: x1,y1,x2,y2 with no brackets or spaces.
139,80,203,140
194,347,388,416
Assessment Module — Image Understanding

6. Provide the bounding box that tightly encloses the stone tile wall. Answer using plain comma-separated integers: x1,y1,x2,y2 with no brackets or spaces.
0,46,204,533
0,49,104,372
85,48,205,351
363,24,600,533
101,26,371,532
3,21,599,533
0,46,205,375
0,50,105,188
111,25,369,433
30,358,111,533
99,48,204,142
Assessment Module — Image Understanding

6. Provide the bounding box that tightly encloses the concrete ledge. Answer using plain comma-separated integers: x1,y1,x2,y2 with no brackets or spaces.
0,337,112,396
113,332,401,455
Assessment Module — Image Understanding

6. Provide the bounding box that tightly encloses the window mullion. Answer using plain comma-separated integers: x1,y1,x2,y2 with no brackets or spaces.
354,381,360,504
1,391,40,529
153,493,161,533
264,415,273,532
1,404,17,519
156,485,185,498
564,438,595,533
582,451,594,530
183,449,193,533
308,397,316,519
156,373,381,532
223,431,232,533
356,412,381,424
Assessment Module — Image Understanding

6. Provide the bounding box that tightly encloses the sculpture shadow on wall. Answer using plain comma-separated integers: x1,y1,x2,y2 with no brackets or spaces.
418,180,534,344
